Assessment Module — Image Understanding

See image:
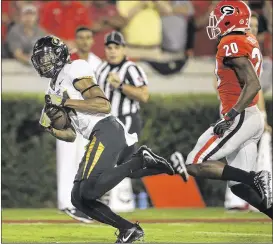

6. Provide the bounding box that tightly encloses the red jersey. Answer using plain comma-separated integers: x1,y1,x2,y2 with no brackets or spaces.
89,4,118,58
216,33,262,114
40,2,91,40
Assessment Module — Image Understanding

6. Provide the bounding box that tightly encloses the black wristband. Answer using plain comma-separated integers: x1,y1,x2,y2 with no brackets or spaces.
224,108,240,120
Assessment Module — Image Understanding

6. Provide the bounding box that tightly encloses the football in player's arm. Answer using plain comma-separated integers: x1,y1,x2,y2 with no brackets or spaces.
44,75,111,142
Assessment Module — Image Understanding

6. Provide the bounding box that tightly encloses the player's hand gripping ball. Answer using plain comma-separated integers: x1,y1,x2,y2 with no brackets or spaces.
45,105,70,130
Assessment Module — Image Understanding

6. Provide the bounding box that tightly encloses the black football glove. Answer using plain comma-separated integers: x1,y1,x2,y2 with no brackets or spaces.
45,105,63,121
213,108,239,136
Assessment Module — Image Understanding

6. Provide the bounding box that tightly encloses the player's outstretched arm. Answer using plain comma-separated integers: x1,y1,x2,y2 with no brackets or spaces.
64,77,111,114
224,56,261,113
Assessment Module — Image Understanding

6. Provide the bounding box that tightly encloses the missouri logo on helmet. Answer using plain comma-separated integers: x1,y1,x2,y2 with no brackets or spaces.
220,6,235,15
52,36,61,46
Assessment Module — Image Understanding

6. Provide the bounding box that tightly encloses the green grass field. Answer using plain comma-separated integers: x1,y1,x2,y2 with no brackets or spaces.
2,208,272,243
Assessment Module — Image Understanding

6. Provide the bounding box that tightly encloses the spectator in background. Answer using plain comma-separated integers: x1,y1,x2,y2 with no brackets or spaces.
162,1,195,57
191,1,219,56
2,1,12,42
117,1,172,61
2,1,30,44
6,5,45,65
82,1,126,59
39,1,91,50
247,0,272,32
147,0,195,75
71,27,102,71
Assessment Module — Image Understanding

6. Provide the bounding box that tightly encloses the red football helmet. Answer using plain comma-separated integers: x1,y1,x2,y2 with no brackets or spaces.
207,1,251,40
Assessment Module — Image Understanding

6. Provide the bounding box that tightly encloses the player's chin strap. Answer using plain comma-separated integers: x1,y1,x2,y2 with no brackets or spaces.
222,25,236,37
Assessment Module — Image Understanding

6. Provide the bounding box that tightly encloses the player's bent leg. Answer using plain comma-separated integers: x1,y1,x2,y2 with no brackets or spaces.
73,180,145,241
79,150,145,202
185,126,228,178
229,183,273,219
125,145,175,178
226,141,272,211
71,182,134,228
185,109,270,188
71,182,83,210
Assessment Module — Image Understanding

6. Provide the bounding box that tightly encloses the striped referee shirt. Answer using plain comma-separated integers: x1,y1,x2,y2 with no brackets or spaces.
96,58,148,117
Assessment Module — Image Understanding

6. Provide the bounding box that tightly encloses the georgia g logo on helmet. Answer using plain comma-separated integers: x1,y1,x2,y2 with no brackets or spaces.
220,5,235,15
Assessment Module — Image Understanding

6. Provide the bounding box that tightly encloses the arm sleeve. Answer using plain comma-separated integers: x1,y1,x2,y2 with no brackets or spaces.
126,65,148,87
69,60,97,86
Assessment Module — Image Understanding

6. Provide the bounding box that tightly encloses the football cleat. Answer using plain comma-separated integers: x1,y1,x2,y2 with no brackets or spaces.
170,151,189,182
115,222,144,243
252,171,272,209
62,208,93,224
136,145,175,175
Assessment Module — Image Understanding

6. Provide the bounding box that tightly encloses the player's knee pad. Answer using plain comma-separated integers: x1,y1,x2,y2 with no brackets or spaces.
71,182,82,208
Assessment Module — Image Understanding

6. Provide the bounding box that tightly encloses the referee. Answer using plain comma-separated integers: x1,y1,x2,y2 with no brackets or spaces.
96,31,149,166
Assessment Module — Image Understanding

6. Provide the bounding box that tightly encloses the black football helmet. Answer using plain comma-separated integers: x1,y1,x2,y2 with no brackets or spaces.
31,36,69,78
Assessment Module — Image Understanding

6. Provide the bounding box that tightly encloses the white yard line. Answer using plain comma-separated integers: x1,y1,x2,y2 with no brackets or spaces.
3,223,106,228
195,231,272,237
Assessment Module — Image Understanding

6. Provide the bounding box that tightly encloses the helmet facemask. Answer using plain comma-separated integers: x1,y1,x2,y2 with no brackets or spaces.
31,48,61,78
206,11,226,40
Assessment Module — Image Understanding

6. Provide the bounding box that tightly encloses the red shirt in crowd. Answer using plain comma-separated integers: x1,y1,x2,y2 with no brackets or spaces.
2,1,10,40
39,1,91,40
88,4,118,58
192,1,217,56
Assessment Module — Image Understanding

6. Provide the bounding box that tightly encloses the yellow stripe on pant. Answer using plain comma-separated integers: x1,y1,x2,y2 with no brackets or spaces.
82,136,97,179
87,142,105,179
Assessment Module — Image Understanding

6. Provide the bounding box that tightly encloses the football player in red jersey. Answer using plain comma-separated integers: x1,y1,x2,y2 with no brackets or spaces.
185,1,272,218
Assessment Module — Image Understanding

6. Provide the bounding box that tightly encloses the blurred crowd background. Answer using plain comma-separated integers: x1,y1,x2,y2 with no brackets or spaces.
2,0,272,70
